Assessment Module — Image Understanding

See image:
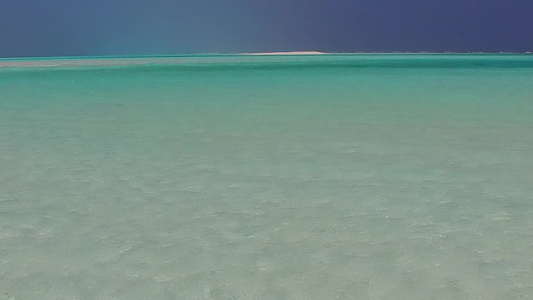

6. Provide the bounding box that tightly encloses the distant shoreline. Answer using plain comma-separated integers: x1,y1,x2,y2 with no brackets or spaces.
242,51,326,55
1,51,532,60
1,52,531,68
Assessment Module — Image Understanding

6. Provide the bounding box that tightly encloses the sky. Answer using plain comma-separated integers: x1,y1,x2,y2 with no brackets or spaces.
1,0,532,57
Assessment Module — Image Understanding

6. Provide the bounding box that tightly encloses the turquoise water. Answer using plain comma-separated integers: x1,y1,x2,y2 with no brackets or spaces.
1,55,533,299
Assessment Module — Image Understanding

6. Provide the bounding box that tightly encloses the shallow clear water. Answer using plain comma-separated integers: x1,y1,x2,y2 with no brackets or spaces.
1,55,533,299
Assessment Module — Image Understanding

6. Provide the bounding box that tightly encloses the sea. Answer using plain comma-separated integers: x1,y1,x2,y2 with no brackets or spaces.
1,54,532,299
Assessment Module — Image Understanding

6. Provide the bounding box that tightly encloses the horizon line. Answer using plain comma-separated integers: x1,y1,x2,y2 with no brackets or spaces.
1,51,532,61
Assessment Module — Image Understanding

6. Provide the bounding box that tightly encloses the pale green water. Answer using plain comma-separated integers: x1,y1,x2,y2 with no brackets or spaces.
1,55,533,299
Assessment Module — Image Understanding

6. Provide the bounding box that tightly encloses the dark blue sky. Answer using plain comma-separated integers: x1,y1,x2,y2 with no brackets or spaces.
1,0,532,57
